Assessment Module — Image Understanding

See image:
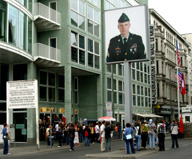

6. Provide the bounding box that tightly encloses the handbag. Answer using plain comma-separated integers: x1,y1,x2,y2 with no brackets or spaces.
6,135,10,140
126,134,132,140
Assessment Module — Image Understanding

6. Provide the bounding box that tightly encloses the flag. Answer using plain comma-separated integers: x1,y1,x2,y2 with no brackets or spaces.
176,40,181,67
179,114,184,134
174,72,182,85
181,73,186,95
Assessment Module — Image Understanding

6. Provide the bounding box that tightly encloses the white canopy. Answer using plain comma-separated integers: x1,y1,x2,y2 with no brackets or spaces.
133,113,163,118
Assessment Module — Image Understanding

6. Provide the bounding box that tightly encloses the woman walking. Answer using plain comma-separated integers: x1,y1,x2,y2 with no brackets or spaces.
124,123,135,154
2,123,10,155
171,120,179,148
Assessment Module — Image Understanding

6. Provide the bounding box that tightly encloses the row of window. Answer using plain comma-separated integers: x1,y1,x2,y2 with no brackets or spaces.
107,64,123,76
39,72,79,104
0,3,32,53
107,78,124,104
132,84,151,107
71,31,100,69
71,0,100,37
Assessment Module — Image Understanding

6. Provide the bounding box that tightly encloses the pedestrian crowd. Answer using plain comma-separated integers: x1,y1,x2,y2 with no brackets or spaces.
123,119,180,154
2,119,180,155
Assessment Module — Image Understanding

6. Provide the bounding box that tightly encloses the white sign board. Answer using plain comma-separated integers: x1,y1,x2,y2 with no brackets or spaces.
0,125,3,143
74,132,79,144
7,80,38,109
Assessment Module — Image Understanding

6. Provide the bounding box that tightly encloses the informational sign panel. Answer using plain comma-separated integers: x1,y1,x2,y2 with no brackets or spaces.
150,25,157,105
106,102,112,117
105,5,149,64
74,132,79,144
7,80,38,109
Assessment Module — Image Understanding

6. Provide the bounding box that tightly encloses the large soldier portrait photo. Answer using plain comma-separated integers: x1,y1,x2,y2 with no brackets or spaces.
105,6,149,64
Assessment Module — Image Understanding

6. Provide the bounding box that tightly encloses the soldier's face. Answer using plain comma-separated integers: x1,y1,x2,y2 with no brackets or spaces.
118,21,130,37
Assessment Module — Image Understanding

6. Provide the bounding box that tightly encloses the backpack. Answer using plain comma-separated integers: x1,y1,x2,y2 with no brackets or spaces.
158,125,164,133
85,130,88,137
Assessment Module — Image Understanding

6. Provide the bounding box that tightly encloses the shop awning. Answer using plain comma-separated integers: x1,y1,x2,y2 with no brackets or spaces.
133,113,163,118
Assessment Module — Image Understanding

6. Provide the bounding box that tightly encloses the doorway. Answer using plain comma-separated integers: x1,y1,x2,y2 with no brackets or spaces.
13,112,27,142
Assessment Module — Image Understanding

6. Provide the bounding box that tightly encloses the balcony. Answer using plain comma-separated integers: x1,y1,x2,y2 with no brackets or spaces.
33,43,61,68
34,3,61,32
0,41,33,64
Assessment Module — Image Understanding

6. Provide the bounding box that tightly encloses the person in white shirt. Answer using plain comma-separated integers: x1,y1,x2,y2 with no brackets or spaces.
95,122,101,143
100,121,106,151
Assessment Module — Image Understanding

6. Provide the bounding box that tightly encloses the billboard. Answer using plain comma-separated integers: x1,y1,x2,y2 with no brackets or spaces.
105,5,149,64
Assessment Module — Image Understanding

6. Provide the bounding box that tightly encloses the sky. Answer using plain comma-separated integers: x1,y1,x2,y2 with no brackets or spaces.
148,0,192,34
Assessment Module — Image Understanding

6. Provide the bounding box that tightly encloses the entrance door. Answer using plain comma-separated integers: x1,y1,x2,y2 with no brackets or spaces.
13,113,27,142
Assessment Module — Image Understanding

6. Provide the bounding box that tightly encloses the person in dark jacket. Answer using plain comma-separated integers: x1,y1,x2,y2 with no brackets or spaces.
104,122,112,152
83,125,91,146
68,123,75,151
157,120,166,151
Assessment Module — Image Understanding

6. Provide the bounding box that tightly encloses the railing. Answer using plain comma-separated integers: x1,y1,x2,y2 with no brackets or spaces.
34,43,61,62
34,3,61,24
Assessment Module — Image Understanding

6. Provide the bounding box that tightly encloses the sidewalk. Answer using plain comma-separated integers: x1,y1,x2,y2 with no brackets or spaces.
0,134,172,158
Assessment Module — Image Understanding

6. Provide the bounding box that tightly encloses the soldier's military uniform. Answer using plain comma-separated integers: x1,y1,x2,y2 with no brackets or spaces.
106,13,146,63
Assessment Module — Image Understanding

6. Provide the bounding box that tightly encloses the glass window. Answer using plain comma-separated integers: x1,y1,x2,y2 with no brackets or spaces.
113,92,117,104
0,1,7,42
133,84,135,94
71,47,78,62
71,11,78,27
93,0,99,6
119,93,123,104
118,65,122,76
40,87,47,101
0,63,9,100
48,73,55,86
95,56,100,69
8,5,19,47
107,91,112,102
87,6,93,19
141,86,144,95
79,35,84,49
71,0,77,10
94,9,99,23
119,81,122,91
28,0,32,13
40,72,47,85
49,88,55,102
58,89,64,102
107,65,111,72
71,32,77,46
95,42,99,54
94,22,99,37
58,75,64,88
137,85,140,95
133,95,136,106
132,69,135,80
28,18,32,54
88,53,93,67
141,97,144,106
107,78,112,89
79,50,85,65
79,15,85,30
113,79,116,90
79,0,84,14
88,20,93,34
137,71,140,81
88,39,93,52
137,96,140,106
16,0,27,8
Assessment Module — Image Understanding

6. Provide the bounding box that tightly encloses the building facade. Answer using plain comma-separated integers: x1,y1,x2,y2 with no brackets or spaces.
150,9,191,121
0,0,152,143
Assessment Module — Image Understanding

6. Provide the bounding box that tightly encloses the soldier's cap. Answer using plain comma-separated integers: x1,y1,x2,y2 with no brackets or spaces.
118,13,130,23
